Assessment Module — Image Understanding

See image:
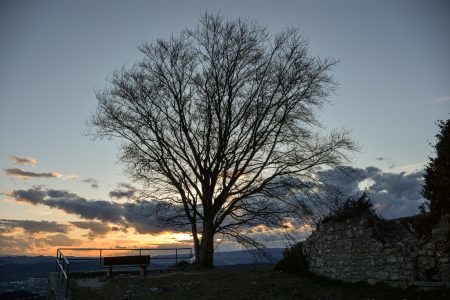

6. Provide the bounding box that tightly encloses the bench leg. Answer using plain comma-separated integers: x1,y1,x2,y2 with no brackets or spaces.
140,265,147,276
106,266,112,278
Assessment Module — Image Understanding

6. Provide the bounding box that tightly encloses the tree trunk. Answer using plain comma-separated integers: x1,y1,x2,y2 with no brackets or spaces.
192,226,200,263
198,222,215,268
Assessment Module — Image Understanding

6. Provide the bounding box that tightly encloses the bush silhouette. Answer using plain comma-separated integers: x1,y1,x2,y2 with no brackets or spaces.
321,192,379,224
274,243,308,274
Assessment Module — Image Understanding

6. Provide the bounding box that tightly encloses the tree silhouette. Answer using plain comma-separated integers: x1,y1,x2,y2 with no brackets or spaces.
421,119,450,216
88,13,354,268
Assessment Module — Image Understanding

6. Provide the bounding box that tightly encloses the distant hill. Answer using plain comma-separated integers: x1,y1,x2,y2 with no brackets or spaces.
214,248,283,265
0,256,54,266
0,248,283,278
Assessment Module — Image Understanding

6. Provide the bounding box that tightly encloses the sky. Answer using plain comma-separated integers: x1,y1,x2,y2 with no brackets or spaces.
0,0,449,256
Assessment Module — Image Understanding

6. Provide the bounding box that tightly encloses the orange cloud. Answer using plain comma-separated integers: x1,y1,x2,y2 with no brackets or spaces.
4,168,63,180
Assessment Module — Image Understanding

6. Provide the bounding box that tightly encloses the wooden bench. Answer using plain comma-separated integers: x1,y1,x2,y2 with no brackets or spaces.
103,255,150,277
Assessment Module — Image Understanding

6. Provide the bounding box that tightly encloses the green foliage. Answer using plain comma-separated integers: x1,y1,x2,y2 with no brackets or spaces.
274,243,308,274
321,192,379,224
421,119,450,216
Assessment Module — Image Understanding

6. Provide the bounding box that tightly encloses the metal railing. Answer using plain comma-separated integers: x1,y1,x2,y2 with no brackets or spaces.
55,249,70,299
55,247,193,299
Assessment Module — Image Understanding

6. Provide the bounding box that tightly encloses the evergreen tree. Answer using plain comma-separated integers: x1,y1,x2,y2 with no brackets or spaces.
421,119,450,216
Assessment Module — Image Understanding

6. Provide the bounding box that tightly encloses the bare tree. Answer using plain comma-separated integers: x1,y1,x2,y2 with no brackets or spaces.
88,13,355,268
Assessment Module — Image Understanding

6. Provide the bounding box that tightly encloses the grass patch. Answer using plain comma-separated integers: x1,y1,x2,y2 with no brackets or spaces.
70,266,449,300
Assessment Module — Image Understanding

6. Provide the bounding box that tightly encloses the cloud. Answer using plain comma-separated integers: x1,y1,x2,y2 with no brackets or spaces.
0,234,38,255
82,178,99,189
391,95,450,107
70,221,111,239
388,162,425,174
0,231,81,255
4,168,79,181
7,188,184,234
111,226,126,232
9,156,37,166
109,183,136,199
5,168,62,179
319,166,425,219
4,164,425,243
44,234,81,246
0,219,70,234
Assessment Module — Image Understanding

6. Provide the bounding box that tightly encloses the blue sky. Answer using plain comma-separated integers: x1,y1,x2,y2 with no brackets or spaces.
0,0,449,254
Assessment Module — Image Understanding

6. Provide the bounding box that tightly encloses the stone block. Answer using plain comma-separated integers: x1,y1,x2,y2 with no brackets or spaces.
424,243,434,250
432,219,450,240
383,247,396,255
401,270,416,279
438,256,449,263
375,271,388,280
389,273,401,280
386,256,398,263
414,281,446,288
418,256,435,269
438,263,449,272
403,262,415,270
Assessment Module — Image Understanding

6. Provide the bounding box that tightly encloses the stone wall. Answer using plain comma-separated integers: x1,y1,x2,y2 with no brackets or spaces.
302,215,450,289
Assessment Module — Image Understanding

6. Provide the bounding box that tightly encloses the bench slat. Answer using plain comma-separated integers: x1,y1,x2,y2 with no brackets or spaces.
104,255,150,266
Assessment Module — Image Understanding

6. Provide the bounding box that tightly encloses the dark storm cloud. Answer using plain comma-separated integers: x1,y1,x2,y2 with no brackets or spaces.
9,155,37,166
81,178,99,189
7,188,46,203
70,221,110,235
8,188,184,234
5,168,62,179
319,166,425,218
0,219,70,233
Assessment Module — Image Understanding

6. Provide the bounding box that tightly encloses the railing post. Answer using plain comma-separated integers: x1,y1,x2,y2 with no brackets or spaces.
175,249,178,265
61,260,64,284
139,249,142,256
65,262,70,299
99,249,102,270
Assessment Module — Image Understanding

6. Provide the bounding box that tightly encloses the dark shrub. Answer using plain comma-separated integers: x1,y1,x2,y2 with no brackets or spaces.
274,242,308,274
321,192,379,224
399,213,436,239
172,260,192,269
